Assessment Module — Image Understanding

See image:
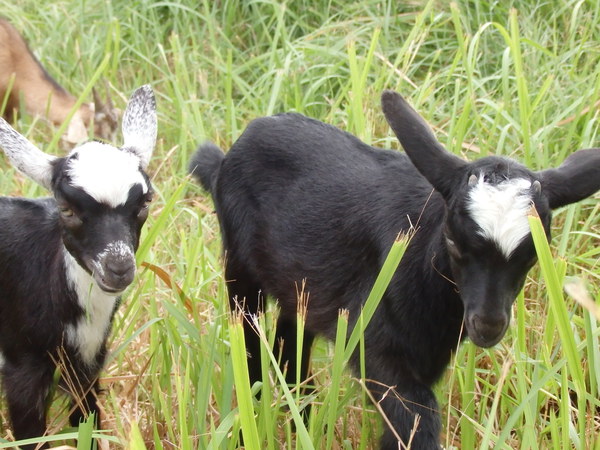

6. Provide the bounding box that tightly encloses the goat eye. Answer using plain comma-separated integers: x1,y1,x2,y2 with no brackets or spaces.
137,200,151,219
58,206,82,228
60,207,74,218
140,194,153,211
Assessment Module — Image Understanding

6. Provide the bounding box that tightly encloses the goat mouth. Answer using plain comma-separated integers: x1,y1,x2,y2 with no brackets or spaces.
467,325,508,348
99,284,125,294
469,333,504,348
94,278,128,294
91,271,132,294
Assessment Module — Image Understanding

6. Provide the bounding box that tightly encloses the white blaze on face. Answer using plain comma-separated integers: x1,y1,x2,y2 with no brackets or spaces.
67,142,148,207
467,177,533,259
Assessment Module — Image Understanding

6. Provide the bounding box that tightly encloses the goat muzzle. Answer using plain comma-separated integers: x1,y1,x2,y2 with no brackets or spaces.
91,244,136,294
465,312,509,348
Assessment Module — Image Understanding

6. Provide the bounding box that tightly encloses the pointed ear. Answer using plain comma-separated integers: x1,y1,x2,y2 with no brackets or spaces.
381,90,466,198
121,85,157,169
0,117,56,190
537,148,600,209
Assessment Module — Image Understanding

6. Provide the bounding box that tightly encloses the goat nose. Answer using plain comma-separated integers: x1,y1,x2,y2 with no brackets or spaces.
104,258,135,287
470,314,507,347
106,258,132,277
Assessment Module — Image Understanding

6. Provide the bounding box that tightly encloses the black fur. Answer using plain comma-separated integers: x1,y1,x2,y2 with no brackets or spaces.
190,91,600,449
0,163,151,448
0,84,156,449
0,187,150,448
0,198,106,444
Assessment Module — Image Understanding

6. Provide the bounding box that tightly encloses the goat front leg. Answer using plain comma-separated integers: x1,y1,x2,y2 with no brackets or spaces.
2,357,53,449
67,377,101,429
375,381,441,450
359,356,442,450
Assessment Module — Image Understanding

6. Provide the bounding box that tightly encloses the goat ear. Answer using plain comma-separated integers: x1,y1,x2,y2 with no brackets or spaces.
381,90,466,198
121,85,157,169
0,118,56,190
537,148,600,209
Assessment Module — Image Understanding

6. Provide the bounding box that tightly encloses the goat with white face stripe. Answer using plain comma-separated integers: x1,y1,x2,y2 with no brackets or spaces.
381,92,593,350
190,89,600,449
0,85,156,448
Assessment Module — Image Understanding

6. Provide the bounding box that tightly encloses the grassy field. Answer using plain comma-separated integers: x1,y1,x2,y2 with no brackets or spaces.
1,0,599,448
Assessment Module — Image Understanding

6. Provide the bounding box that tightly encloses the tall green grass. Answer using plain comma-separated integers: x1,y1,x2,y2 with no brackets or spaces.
1,0,599,448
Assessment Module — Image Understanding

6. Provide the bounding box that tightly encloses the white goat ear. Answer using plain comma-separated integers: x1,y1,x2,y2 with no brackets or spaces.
0,117,56,190
121,85,157,169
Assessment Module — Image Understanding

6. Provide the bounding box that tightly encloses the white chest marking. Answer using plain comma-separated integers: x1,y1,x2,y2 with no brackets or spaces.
64,248,119,367
467,177,533,259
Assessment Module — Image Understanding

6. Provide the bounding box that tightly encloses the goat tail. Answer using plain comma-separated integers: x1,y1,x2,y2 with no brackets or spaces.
188,142,225,194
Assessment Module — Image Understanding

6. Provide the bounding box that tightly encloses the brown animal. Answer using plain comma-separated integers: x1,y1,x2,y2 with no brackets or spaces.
0,18,117,144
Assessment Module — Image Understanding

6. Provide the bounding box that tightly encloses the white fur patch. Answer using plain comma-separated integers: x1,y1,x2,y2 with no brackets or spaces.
64,248,119,367
468,177,533,258
67,142,148,207
0,351,4,369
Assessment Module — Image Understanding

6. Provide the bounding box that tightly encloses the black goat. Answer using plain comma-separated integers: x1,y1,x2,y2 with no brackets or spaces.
0,85,157,448
190,90,600,449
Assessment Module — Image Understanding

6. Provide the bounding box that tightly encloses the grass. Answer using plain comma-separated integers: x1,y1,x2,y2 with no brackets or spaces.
1,0,599,448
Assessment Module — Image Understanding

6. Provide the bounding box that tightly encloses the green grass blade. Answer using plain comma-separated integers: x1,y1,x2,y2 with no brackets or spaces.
528,210,585,392
228,315,261,448
344,233,411,361
76,413,96,450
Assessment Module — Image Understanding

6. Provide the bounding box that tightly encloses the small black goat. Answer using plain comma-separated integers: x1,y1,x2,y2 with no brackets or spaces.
0,85,156,448
190,90,600,449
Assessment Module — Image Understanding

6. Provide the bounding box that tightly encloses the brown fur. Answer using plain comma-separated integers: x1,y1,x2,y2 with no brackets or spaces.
0,18,116,143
